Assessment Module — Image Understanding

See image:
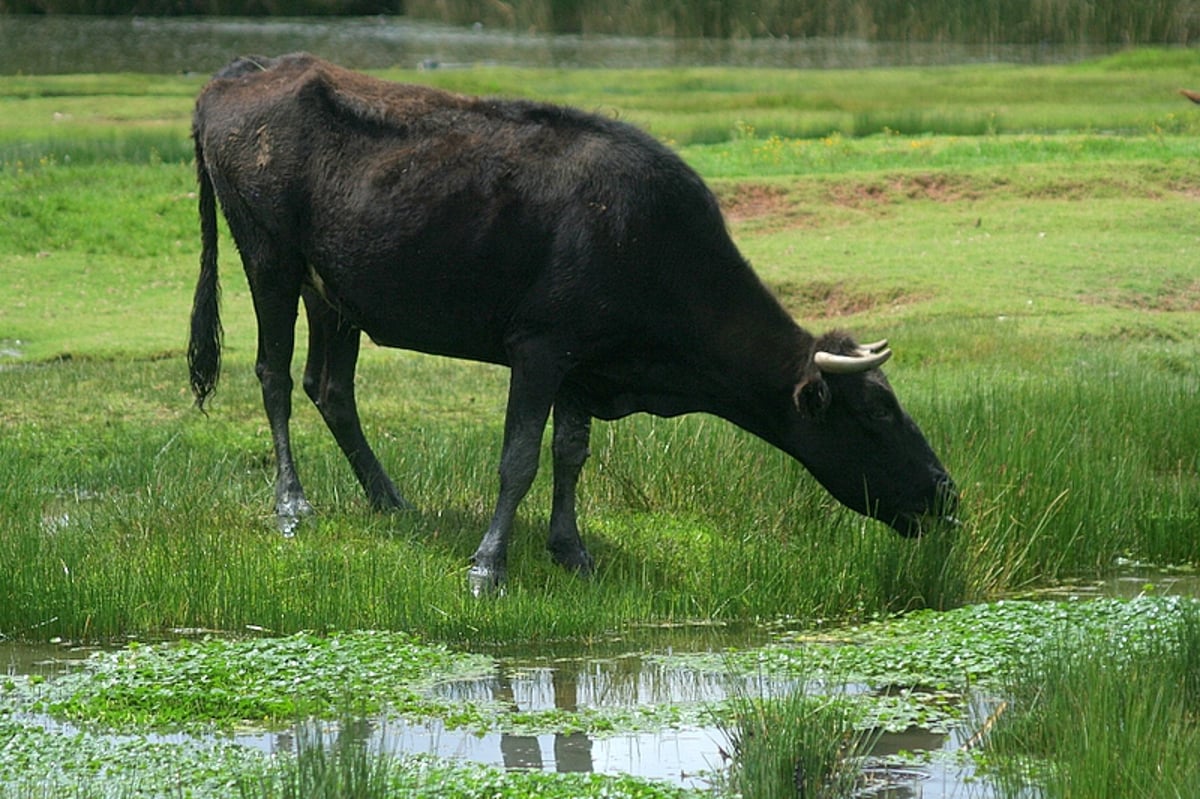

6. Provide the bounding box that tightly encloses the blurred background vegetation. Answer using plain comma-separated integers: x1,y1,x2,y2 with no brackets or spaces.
2,0,1198,46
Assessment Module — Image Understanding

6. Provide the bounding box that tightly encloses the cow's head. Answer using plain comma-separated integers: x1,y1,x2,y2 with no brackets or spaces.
790,332,958,536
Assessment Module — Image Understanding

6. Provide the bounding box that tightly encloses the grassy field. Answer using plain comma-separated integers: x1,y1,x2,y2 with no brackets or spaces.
2,51,1200,647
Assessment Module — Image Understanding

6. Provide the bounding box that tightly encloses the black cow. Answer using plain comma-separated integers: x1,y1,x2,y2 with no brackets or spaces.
188,54,957,593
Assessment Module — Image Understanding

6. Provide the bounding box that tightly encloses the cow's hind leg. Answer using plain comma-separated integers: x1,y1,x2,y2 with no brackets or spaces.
469,347,564,595
548,395,594,575
244,251,312,536
301,289,412,512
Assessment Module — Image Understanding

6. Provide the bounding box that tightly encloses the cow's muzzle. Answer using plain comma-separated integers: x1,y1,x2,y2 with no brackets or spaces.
893,477,960,538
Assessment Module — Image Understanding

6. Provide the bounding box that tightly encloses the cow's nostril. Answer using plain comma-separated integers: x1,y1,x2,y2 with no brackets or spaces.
935,477,960,518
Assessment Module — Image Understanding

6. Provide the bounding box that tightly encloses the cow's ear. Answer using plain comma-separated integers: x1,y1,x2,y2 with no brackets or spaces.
794,376,831,419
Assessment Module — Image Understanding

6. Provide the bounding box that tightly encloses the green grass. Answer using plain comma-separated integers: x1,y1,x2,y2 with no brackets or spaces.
5,49,1200,155
3,54,1200,648
6,342,1194,643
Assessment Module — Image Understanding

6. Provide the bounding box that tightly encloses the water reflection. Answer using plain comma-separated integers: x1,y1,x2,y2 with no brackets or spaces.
1022,567,1200,601
1,641,85,677
227,652,979,795
231,652,745,788
0,15,1122,76
452,665,596,773
0,640,1007,796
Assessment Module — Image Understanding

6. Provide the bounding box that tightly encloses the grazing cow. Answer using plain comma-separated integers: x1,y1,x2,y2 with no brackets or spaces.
188,54,958,593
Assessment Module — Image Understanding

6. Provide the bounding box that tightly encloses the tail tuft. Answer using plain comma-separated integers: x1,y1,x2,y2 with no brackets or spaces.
188,132,223,411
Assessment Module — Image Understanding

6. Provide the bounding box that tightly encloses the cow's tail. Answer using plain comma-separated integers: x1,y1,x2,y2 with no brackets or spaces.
188,131,223,411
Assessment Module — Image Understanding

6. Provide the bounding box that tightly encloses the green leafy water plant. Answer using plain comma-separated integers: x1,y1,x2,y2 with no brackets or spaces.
794,596,1195,682
667,596,1200,736
15,631,495,730
0,718,272,798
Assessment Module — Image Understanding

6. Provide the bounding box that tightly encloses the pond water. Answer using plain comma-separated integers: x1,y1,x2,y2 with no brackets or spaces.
4,633,971,797
10,565,1195,798
214,665,975,797
0,15,1122,76
4,509,1197,793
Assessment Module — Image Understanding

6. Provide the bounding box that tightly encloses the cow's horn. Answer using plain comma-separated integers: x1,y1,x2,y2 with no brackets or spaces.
814,346,892,374
857,339,889,354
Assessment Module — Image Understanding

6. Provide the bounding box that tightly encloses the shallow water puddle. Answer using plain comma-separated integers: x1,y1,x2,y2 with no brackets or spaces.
3,636,977,796
6,577,1197,797
38,488,107,534
1,640,91,677
0,338,23,359
1018,565,1200,601
218,653,977,796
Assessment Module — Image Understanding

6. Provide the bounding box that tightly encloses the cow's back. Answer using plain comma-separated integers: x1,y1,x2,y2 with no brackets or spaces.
193,53,751,365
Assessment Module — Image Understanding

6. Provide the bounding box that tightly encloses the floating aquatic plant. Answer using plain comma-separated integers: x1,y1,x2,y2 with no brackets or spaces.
11,631,495,731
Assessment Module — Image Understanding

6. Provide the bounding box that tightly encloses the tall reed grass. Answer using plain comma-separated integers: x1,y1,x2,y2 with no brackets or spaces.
0,133,193,169
2,333,1196,645
408,0,1200,43
981,599,1200,797
238,719,393,799
716,685,880,799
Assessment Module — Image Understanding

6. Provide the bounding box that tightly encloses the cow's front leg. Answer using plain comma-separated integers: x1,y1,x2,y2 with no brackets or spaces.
469,354,560,595
548,395,594,575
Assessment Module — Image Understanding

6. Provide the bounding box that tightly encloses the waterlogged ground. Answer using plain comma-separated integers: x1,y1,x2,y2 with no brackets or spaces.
3,578,1198,798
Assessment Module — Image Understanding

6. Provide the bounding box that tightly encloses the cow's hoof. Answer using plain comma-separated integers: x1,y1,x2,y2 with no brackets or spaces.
550,547,595,576
386,496,418,513
370,482,417,513
468,564,507,598
276,497,315,538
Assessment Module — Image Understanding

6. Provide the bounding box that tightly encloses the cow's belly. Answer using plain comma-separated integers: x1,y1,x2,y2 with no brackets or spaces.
303,253,525,367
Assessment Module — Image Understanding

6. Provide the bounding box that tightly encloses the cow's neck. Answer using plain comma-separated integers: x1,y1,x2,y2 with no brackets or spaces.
644,276,810,441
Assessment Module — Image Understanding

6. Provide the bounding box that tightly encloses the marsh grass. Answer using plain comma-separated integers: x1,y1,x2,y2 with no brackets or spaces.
238,715,393,796
981,600,1200,798
235,724,708,799
400,0,1200,43
238,720,393,799
4,0,1198,45
0,132,193,169
717,685,881,799
3,335,1197,644
4,59,1200,645
6,52,1200,155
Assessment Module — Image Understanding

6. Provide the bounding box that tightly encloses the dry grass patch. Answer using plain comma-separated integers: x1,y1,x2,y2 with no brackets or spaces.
770,278,925,319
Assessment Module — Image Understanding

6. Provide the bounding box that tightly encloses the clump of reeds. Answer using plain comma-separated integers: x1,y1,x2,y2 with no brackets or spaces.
980,598,1200,798
238,719,394,799
717,683,879,799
